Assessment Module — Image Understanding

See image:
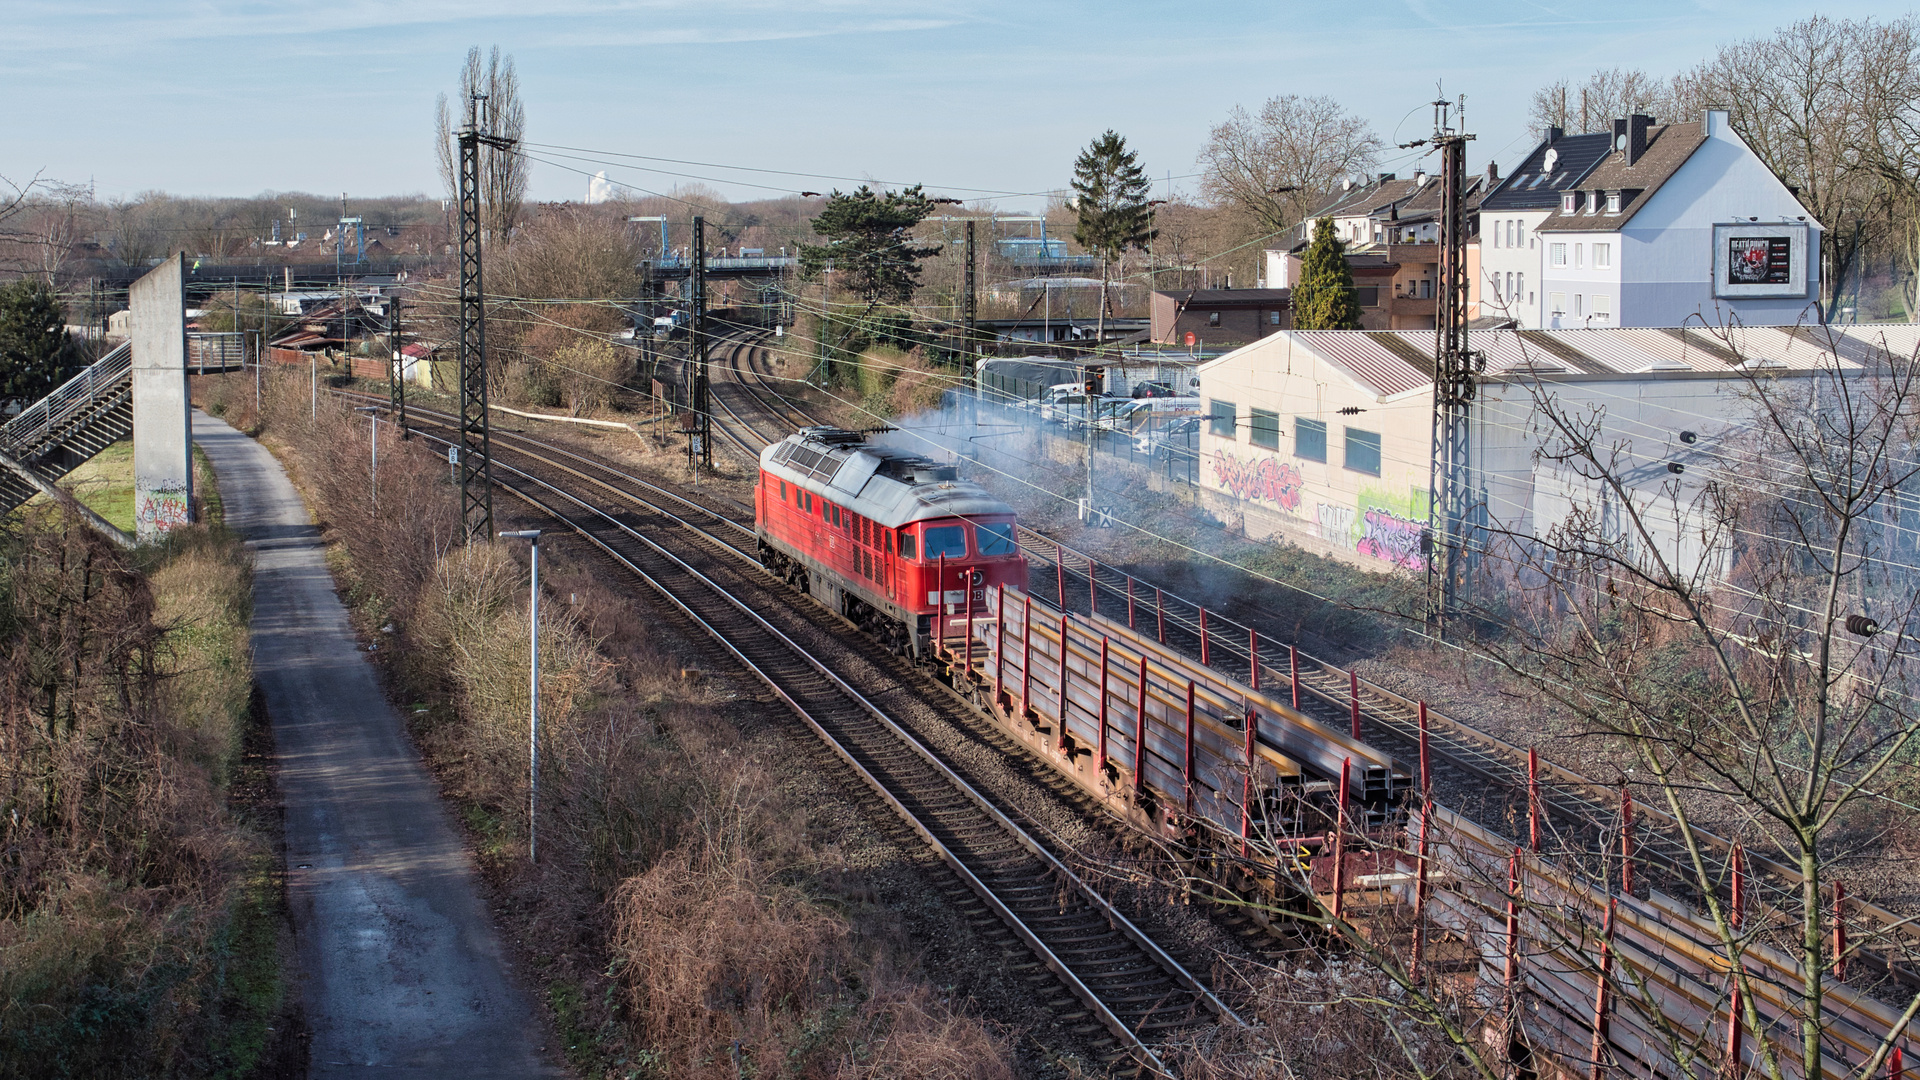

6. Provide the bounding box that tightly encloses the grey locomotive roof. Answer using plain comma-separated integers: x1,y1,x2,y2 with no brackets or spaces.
761,428,1014,529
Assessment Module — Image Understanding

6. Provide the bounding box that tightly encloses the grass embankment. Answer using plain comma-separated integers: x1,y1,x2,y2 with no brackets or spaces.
195,362,1017,1078
0,461,293,1077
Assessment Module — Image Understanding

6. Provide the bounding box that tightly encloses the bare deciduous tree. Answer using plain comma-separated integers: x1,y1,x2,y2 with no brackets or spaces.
1197,95,1383,239
1528,67,1682,137
437,46,528,247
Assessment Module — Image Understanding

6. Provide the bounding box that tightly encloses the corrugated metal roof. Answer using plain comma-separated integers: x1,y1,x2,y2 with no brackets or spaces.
1213,325,1920,399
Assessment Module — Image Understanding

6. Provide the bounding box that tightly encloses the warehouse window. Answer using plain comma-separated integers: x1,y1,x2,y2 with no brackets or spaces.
1250,408,1280,449
1345,427,1382,475
1208,311,1221,327
1295,418,1327,462
1209,399,1237,437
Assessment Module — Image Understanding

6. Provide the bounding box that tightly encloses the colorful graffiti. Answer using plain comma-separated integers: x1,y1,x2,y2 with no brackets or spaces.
1357,507,1426,570
1315,502,1355,544
1210,450,1304,513
135,483,192,540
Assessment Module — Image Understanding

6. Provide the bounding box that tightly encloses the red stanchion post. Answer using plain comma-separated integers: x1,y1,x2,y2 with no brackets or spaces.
1331,758,1350,921
1249,629,1260,691
1088,558,1097,617
1133,653,1148,794
1349,668,1361,739
1097,637,1110,772
1890,1046,1903,1080
1590,899,1616,1080
1126,575,1136,629
1200,607,1210,666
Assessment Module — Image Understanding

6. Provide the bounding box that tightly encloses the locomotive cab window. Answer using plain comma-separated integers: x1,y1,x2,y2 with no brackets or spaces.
923,525,968,560
899,530,916,560
976,522,1016,557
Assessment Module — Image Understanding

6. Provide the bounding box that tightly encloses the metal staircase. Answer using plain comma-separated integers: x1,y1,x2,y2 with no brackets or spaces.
0,343,135,515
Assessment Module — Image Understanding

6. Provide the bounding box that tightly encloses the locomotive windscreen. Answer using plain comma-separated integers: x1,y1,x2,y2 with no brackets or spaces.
977,523,1017,556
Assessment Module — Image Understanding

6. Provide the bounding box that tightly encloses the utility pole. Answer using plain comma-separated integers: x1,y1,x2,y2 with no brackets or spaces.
1412,95,1479,636
457,92,515,543
389,292,408,439
690,216,711,470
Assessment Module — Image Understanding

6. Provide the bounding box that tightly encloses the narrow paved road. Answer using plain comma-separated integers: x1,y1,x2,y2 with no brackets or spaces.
193,412,557,1079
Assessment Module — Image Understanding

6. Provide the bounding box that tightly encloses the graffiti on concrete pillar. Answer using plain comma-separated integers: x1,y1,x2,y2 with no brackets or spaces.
1315,502,1355,544
1357,507,1426,570
1210,449,1303,513
136,482,192,539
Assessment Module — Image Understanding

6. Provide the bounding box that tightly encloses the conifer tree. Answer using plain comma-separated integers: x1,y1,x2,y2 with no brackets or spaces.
1071,131,1157,346
1292,218,1362,330
0,277,75,410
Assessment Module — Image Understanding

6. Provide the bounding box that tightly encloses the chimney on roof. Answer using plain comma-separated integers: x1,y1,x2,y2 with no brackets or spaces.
1547,125,1564,143
1627,113,1650,165
1487,160,1500,183
1413,168,1427,186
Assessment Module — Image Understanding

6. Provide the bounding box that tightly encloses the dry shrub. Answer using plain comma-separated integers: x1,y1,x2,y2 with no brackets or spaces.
881,349,955,418
0,507,259,1076
611,735,1015,1080
551,337,625,416
1166,961,1480,1080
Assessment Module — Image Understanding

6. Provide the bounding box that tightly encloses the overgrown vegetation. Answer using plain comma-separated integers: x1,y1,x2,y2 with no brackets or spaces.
0,493,282,1077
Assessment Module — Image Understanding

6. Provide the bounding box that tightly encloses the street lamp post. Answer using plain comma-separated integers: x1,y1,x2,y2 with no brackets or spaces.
498,529,543,862
354,406,380,508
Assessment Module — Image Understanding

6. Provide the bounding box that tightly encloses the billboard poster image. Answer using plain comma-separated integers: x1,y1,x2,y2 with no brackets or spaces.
1727,236,1792,286
1712,223,1808,299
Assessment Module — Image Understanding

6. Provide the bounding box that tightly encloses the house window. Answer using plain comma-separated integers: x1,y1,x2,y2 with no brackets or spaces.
1207,311,1221,327
1345,428,1382,475
1512,219,1521,247
1595,243,1612,268
1295,418,1328,462
1506,272,1515,302
1518,273,1526,302
1562,192,1576,213
1209,399,1236,437
1575,294,1584,317
1268,309,1282,325
1593,294,1613,322
1492,220,1500,248
1250,408,1280,449
1606,191,1621,213
1550,243,1568,267
1549,292,1566,316
1355,286,1380,307
1575,244,1584,268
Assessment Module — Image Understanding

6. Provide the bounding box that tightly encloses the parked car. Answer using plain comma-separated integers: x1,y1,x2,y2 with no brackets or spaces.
1134,415,1200,456
1131,380,1178,399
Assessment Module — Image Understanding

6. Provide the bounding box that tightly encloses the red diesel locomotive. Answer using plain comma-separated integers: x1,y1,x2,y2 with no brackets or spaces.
756,427,1027,658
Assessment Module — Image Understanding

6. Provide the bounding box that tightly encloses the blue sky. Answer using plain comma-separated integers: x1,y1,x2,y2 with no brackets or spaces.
4,1,1909,210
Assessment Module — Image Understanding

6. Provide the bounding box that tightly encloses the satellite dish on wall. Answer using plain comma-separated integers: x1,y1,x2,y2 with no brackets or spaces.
1543,148,1560,174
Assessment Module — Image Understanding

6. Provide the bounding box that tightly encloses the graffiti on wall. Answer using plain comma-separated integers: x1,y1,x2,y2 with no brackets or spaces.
1357,507,1426,570
1315,503,1355,545
135,482,191,539
1210,450,1303,513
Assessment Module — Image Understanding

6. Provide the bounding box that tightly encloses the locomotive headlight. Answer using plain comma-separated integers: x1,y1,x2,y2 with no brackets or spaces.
968,569,984,586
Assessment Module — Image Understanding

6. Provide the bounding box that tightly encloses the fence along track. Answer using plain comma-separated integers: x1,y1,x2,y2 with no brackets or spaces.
383,418,1240,1072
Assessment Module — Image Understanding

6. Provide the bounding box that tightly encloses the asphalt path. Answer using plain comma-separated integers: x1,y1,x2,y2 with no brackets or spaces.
193,412,557,1078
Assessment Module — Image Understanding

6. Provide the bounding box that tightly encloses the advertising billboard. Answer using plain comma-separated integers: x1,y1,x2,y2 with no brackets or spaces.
1712,222,1809,299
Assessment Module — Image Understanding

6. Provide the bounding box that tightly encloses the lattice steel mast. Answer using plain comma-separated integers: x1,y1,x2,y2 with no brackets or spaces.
690,216,711,469
1418,96,1479,633
456,93,517,543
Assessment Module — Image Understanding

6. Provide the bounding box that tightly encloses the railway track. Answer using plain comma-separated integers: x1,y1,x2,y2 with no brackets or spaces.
699,332,1920,997
337,389,1249,1073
